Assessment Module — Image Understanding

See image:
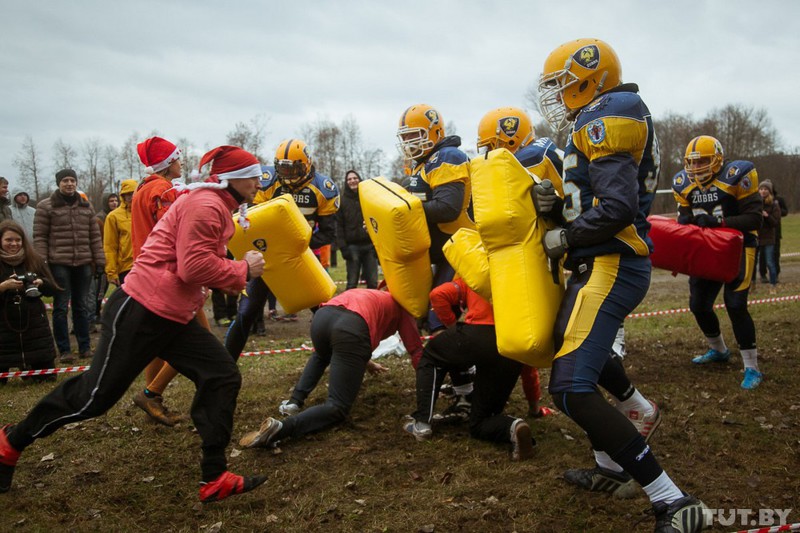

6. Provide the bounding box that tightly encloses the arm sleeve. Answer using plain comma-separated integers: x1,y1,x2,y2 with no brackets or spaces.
175,204,248,292
397,311,423,369
723,194,762,232
429,281,461,327
310,214,336,249
765,202,781,228
103,215,119,280
423,181,464,224
566,154,639,247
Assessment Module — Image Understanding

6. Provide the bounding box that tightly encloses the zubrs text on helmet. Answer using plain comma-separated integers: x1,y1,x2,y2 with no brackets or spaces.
477,107,535,154
397,104,445,160
538,38,622,131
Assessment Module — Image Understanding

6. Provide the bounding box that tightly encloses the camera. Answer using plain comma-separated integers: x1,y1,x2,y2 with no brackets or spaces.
12,272,41,298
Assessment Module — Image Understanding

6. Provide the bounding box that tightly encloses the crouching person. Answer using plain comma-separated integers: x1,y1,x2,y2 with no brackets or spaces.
404,278,536,461
0,146,268,503
239,288,422,449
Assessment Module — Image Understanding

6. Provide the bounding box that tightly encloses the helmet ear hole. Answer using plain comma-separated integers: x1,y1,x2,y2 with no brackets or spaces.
579,80,589,92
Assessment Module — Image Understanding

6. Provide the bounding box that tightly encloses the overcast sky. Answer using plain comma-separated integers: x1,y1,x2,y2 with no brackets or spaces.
2,0,798,193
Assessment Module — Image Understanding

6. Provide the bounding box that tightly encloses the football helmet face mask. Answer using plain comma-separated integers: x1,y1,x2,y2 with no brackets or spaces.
397,104,445,160
274,139,313,188
684,135,724,187
477,107,535,154
538,38,622,131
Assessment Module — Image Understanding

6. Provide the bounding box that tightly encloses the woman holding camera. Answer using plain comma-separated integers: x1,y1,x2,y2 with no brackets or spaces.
0,220,61,384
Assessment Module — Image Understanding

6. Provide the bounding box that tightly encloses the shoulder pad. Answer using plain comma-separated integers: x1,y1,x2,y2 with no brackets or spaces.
260,165,278,189
311,173,340,199
718,160,756,186
672,170,691,193
575,91,648,129
427,146,468,169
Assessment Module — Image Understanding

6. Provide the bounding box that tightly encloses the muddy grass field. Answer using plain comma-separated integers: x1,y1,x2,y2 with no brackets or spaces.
2,218,800,532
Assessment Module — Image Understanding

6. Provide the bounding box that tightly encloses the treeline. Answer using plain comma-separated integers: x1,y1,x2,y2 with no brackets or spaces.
533,103,799,214
12,104,799,214
11,114,387,210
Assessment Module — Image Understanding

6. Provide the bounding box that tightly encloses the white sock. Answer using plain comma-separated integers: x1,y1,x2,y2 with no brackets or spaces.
593,450,624,473
741,348,759,371
453,383,473,396
643,471,684,504
615,388,654,417
707,335,728,353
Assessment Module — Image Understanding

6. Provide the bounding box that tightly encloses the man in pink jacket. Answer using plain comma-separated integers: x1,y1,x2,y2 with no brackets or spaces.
0,146,268,503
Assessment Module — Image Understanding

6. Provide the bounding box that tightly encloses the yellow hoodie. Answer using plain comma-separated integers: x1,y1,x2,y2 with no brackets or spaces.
103,179,137,282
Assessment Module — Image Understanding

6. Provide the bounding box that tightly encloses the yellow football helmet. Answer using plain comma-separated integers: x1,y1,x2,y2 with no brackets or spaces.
477,107,535,154
538,38,622,131
396,104,445,160
274,139,313,188
684,135,724,186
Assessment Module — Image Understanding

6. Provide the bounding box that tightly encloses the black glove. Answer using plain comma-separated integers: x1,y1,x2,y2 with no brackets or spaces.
693,214,721,228
543,228,569,260
533,179,558,215
677,214,693,225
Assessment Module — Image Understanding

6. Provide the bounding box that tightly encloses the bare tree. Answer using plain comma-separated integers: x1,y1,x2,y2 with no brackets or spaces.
225,114,270,162
176,137,201,181
102,144,118,193
82,138,104,207
300,116,343,181
52,138,77,172
119,132,140,181
13,136,46,200
699,104,779,160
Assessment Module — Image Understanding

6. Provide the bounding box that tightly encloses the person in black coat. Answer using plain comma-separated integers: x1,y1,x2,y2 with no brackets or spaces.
0,220,61,384
336,170,378,290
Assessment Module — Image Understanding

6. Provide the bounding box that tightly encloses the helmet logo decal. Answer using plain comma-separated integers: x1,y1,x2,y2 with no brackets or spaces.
587,119,606,144
252,238,267,252
728,166,738,178
499,117,520,137
424,109,440,126
369,217,378,233
573,45,600,70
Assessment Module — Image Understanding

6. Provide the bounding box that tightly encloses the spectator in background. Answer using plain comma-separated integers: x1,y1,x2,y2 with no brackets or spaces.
33,169,104,364
0,178,11,223
337,170,378,290
772,184,789,282
86,193,119,329
9,190,35,239
0,220,60,384
756,180,781,295
104,180,136,288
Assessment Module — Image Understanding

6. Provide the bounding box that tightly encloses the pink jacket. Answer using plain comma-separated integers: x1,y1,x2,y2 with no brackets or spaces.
123,187,248,323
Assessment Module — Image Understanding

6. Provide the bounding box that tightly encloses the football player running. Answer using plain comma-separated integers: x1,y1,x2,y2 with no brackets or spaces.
673,135,763,389
536,38,706,532
224,139,339,360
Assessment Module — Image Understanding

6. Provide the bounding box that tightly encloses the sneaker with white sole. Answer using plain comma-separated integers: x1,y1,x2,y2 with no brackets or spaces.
691,349,730,365
651,493,707,532
509,419,536,461
278,400,301,416
239,417,283,448
623,400,662,442
563,465,639,499
741,368,763,390
403,419,432,442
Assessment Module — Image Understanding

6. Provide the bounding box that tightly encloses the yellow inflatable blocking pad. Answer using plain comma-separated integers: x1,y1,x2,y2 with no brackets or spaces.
228,195,336,314
359,177,432,317
443,228,491,302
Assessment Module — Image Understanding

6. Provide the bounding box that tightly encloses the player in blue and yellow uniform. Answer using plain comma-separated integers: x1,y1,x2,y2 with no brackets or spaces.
673,135,763,390
536,38,706,532
224,139,339,360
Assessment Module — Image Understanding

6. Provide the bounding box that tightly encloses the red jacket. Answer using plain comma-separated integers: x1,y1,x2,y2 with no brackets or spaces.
429,278,494,327
123,187,248,323
321,289,423,366
131,175,178,258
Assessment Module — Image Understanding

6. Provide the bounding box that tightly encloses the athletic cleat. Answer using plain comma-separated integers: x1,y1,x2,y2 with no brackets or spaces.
199,471,267,503
133,391,176,427
624,400,662,442
436,394,471,424
278,400,301,417
510,419,536,461
0,425,21,493
563,465,639,499
691,349,730,365
239,417,283,448
740,368,763,390
403,420,433,442
651,494,707,532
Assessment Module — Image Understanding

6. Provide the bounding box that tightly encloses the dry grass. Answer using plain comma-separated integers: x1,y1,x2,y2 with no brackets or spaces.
2,217,800,532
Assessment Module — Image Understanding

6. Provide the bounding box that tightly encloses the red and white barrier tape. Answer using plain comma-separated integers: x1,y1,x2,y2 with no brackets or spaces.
731,523,800,533
4,294,797,380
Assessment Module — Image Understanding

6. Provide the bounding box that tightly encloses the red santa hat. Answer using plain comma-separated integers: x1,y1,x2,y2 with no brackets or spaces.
137,137,181,174
178,146,262,229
